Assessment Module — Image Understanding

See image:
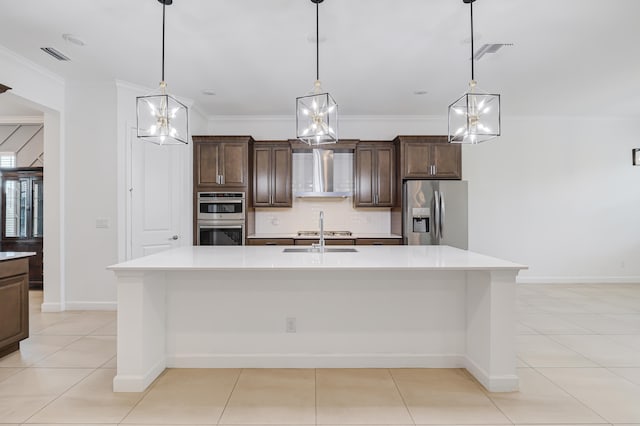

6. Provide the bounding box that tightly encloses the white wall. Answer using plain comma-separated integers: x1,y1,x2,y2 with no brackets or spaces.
463,116,640,282
0,43,66,311
64,81,119,308
210,114,640,283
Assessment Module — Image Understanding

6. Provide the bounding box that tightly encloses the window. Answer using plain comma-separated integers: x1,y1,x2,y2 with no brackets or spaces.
0,152,16,168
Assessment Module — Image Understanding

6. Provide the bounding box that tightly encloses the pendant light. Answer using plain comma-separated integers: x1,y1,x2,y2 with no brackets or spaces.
448,0,500,144
296,0,338,145
136,0,188,145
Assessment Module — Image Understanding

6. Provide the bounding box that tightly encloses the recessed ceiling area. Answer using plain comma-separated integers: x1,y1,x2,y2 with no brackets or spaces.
0,0,638,117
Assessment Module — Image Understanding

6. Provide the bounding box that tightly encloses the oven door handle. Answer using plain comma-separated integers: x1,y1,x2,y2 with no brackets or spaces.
199,225,243,229
199,199,243,203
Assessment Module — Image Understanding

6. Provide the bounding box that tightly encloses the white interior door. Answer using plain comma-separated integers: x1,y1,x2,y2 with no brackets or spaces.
128,127,185,259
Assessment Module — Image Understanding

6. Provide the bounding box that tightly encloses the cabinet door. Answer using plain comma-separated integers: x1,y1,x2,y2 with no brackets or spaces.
432,143,461,179
375,145,395,206
196,142,220,186
220,143,248,187
0,269,28,354
354,147,375,207
403,142,432,178
253,146,271,206
271,145,292,206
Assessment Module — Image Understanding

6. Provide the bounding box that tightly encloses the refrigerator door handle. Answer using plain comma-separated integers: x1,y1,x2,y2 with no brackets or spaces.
439,191,445,239
433,190,440,240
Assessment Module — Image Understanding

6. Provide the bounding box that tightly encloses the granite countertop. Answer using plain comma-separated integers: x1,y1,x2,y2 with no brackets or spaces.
0,252,36,262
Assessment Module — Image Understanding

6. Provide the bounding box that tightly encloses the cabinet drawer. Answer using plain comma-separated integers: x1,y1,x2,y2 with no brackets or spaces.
247,238,294,246
355,238,402,246
294,239,356,246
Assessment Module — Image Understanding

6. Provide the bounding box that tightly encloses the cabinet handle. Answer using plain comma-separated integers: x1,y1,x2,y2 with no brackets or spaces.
434,165,437,175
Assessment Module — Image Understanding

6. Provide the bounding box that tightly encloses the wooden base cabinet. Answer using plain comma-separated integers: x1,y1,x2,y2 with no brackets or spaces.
0,257,30,357
355,238,402,245
354,142,396,207
247,238,294,246
294,239,356,246
396,136,461,180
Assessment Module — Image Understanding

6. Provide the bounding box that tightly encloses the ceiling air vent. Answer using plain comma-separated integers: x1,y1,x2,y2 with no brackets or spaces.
40,47,70,61
473,43,513,61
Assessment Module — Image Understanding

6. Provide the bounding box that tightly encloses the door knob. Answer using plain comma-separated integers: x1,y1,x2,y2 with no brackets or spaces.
169,235,179,240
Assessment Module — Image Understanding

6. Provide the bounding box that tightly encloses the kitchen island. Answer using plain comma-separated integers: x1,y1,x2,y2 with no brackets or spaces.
109,245,526,393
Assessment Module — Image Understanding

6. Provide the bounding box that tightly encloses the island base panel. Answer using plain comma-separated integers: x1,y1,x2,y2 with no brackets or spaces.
113,268,519,392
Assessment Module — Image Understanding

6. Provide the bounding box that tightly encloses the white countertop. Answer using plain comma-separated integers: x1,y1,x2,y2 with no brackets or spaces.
109,245,526,272
0,251,36,262
248,233,402,239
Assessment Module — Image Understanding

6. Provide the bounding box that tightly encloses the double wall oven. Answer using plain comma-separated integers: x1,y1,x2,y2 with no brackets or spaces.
197,192,245,246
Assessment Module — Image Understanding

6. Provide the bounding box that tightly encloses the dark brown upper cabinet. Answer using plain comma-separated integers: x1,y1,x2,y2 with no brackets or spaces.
253,142,292,207
396,136,461,180
354,142,395,207
193,136,253,189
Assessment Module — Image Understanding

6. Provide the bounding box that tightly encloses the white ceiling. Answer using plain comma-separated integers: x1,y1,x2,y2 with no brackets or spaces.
0,0,638,117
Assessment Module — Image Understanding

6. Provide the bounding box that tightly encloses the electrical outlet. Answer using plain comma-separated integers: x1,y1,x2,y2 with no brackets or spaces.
285,317,296,333
96,217,109,229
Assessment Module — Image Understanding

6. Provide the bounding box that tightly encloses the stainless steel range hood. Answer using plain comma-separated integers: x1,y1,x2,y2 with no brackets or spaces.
293,149,353,198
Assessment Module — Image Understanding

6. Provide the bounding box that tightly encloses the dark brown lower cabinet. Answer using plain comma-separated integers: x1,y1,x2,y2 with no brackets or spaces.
355,238,402,245
0,257,30,357
294,239,356,246
247,238,295,246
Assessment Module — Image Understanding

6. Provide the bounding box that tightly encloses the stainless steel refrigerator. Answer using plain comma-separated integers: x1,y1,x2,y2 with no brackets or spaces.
403,180,468,249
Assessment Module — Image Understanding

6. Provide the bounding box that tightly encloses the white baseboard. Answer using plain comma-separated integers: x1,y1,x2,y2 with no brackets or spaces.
40,302,64,312
517,276,640,285
64,301,117,311
463,356,519,392
166,353,465,369
113,358,166,392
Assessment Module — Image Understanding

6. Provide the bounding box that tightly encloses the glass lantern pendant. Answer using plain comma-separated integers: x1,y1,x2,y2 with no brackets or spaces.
448,0,500,144
296,0,338,146
136,0,188,145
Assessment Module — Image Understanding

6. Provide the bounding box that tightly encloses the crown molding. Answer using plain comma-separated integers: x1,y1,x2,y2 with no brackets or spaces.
0,43,65,86
0,115,44,124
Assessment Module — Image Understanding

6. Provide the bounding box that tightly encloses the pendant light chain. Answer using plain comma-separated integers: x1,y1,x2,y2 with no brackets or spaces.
161,1,166,82
316,0,319,81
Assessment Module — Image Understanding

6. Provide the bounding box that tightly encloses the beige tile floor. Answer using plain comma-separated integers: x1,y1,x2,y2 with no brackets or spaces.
1,284,639,425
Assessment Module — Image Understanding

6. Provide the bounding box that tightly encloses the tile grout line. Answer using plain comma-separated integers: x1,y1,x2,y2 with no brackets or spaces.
605,366,640,388
117,367,159,424
387,368,417,426
532,365,612,423
20,365,100,424
215,367,243,425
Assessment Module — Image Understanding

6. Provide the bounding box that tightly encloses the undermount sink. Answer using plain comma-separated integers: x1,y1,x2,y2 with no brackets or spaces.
282,248,358,253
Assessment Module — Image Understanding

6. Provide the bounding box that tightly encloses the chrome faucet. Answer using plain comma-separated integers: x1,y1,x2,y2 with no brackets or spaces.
312,211,325,252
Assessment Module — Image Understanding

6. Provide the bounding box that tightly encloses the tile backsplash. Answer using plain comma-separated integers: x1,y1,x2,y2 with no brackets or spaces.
255,198,391,234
